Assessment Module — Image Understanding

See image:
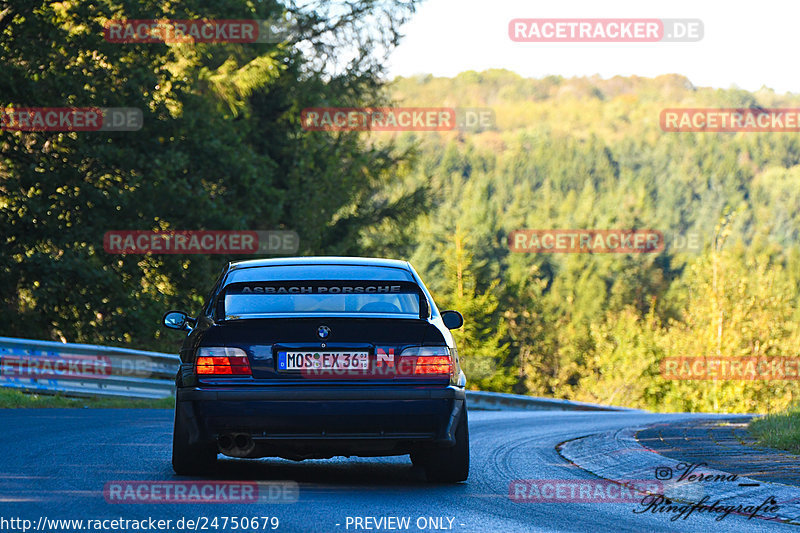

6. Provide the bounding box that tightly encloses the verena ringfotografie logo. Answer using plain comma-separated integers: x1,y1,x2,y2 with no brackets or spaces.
661,357,800,380
103,230,299,255
635,495,780,522
661,108,800,132
509,479,662,503
509,19,703,42
654,462,739,483
509,230,664,253
300,107,495,132
0,107,142,131
104,19,291,44
104,481,298,504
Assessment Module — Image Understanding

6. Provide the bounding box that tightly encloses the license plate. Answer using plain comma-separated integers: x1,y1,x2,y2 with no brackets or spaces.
277,351,370,370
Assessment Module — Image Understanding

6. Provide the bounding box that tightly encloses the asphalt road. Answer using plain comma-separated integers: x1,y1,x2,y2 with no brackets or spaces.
0,409,796,533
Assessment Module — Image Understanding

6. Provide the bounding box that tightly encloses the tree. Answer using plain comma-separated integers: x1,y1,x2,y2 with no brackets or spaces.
433,228,513,392
0,0,422,349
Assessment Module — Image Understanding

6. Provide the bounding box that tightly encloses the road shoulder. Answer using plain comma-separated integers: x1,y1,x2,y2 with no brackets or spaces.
557,416,800,525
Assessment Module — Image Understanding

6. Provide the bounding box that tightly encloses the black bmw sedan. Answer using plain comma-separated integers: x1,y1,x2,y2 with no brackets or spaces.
163,257,469,482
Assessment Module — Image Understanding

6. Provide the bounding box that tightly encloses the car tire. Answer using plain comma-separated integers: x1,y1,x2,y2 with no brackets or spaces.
417,408,469,483
172,404,217,475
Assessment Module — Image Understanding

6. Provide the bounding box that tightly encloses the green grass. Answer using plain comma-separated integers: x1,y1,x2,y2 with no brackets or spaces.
749,406,800,454
0,388,174,408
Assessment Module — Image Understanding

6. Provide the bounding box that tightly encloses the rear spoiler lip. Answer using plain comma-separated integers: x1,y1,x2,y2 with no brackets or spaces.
216,280,430,320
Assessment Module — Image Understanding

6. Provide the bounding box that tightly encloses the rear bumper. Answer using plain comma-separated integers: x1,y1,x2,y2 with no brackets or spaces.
176,385,466,457
179,386,463,402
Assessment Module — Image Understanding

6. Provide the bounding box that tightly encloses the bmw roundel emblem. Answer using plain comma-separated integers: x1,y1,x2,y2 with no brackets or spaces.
317,325,331,339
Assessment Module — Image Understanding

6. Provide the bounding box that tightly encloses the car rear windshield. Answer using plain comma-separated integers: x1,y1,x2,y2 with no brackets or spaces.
224,292,420,317
221,280,422,318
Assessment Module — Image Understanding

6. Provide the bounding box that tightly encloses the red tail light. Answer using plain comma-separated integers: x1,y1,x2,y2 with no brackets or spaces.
195,348,251,376
414,355,452,375
397,347,453,376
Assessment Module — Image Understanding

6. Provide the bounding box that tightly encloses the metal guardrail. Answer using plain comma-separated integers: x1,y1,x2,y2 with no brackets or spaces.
0,336,179,399
465,390,638,412
0,337,632,410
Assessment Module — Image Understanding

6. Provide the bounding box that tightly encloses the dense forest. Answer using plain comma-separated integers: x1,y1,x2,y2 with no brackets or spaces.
389,71,800,414
3,2,800,413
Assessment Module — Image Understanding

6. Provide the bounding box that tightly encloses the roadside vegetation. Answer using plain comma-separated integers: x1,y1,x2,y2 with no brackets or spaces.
750,407,800,454
0,389,173,409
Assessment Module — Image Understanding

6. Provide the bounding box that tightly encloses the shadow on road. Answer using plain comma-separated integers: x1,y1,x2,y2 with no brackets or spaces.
171,456,446,487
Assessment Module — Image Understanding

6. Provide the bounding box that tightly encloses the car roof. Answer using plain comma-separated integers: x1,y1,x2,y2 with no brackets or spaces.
228,256,412,271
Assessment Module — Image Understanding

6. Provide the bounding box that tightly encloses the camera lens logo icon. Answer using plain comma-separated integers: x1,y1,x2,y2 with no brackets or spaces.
654,466,673,480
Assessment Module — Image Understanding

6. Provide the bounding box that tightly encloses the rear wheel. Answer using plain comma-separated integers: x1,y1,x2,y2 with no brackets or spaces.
172,403,217,475
414,408,469,483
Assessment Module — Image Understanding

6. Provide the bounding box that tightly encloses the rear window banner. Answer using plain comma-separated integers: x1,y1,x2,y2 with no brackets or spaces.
217,280,429,319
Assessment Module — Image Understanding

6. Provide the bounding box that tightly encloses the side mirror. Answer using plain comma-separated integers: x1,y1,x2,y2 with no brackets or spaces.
163,310,195,331
441,310,464,330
